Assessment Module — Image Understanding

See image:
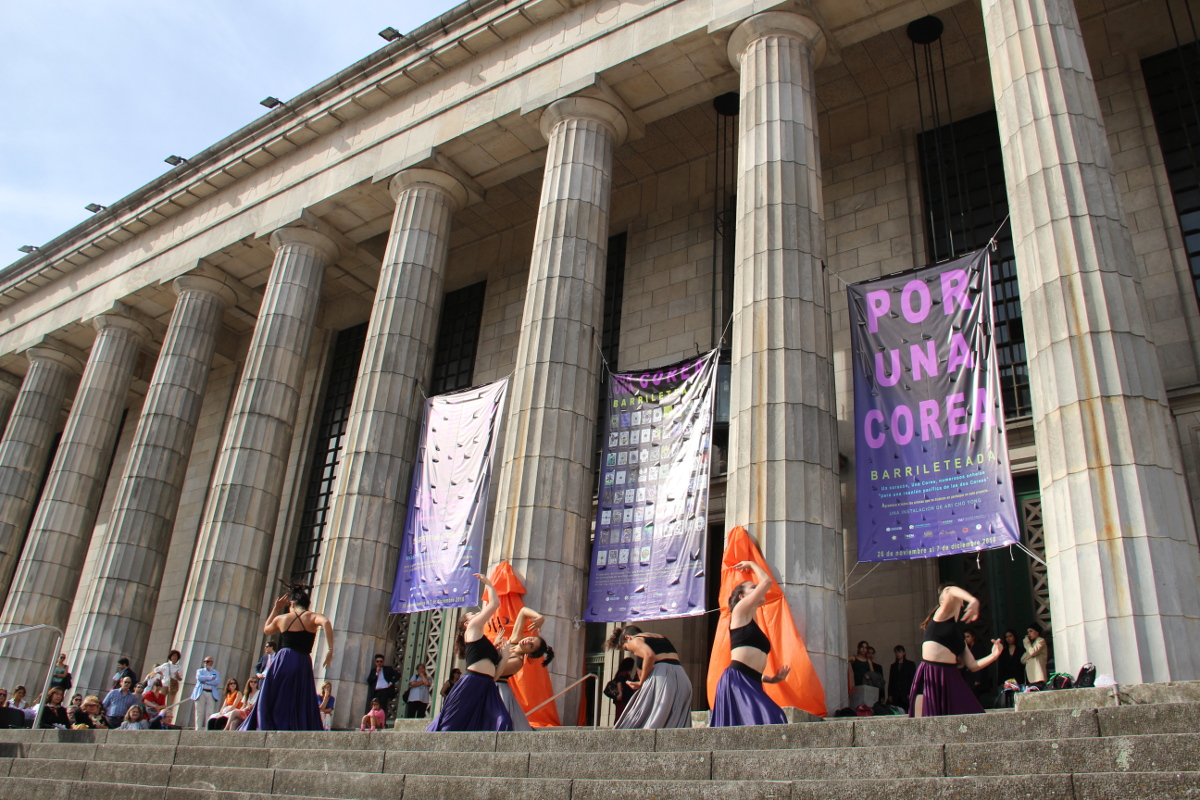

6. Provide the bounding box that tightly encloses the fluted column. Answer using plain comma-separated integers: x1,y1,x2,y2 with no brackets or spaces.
0,348,83,607
0,372,21,436
0,312,149,687
983,0,1200,680
489,97,628,716
316,169,466,727
173,228,337,695
726,12,844,711
70,275,236,695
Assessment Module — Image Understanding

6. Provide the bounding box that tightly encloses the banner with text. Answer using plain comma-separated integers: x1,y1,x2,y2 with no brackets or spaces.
848,248,1020,562
584,351,720,622
390,378,509,614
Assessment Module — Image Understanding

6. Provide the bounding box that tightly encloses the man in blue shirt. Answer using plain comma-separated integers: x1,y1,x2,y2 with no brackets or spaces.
102,676,139,727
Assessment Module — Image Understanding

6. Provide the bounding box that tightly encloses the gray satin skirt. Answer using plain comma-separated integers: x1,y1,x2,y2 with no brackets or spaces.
497,681,533,731
613,662,693,729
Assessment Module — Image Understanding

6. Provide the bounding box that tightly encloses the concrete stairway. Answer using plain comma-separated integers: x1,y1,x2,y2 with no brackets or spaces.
0,702,1198,799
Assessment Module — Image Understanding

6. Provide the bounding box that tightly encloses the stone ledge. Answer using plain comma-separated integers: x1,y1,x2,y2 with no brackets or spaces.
1014,680,1200,711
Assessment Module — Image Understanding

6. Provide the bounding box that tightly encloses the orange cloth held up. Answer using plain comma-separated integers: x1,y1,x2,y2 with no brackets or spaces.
706,526,826,717
482,561,561,727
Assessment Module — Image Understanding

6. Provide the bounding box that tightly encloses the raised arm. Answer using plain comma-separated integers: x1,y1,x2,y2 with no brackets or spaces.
731,561,773,620
466,573,500,641
936,585,982,623
964,638,1003,672
263,594,289,635
313,612,334,669
507,608,545,643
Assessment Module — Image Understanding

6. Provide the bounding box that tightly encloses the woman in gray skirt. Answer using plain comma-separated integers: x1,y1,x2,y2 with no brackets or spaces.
607,625,692,729
495,607,555,731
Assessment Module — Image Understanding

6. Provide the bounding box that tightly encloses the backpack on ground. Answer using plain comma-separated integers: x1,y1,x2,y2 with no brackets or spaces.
1074,663,1097,689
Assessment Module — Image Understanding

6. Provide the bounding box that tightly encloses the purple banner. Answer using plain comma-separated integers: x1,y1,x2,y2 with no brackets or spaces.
390,378,509,614
584,351,719,623
848,249,1020,562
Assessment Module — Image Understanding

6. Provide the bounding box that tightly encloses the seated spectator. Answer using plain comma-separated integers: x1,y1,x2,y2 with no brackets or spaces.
10,686,27,710
150,709,174,730
224,677,259,730
103,677,139,728
360,698,386,731
69,694,82,714
318,682,335,731
0,688,8,707
71,696,108,729
120,704,160,730
36,688,71,728
207,678,242,730
142,679,167,715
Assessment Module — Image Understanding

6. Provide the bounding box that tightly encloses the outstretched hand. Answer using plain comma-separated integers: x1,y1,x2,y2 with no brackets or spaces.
990,638,1003,658
733,561,756,572
322,649,333,669
272,594,290,613
961,598,982,623
766,665,792,684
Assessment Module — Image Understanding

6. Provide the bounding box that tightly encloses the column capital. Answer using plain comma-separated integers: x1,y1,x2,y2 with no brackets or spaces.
172,274,238,309
389,168,470,213
0,371,20,400
268,226,341,263
728,11,826,69
24,344,83,375
539,97,630,147
92,311,152,346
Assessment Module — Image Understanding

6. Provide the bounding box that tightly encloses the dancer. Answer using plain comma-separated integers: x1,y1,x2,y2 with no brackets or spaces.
426,573,512,732
608,625,692,729
242,583,333,731
711,561,791,726
911,584,1002,717
495,607,555,731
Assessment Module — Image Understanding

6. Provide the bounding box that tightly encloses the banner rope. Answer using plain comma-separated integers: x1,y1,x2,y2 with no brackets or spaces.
987,213,1011,250
1012,539,1048,568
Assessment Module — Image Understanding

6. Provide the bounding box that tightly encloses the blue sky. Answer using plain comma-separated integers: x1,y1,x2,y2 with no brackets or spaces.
0,0,462,266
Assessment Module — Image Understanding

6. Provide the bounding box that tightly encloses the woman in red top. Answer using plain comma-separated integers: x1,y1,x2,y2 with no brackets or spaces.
142,678,167,715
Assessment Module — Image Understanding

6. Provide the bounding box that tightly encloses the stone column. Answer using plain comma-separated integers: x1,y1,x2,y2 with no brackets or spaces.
489,97,627,716
0,348,83,607
0,372,21,436
0,312,149,687
173,228,337,693
315,169,467,726
983,0,1200,681
69,275,236,695
725,12,844,711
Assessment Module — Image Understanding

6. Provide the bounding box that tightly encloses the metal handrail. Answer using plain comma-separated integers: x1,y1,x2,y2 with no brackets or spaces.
525,672,599,721
0,624,63,731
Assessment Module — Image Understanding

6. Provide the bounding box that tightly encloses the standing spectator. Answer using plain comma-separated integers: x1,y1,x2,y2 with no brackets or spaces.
10,686,27,710
254,642,276,679
847,641,875,692
1021,624,1049,688
70,696,107,729
866,646,886,700
50,654,72,691
111,657,137,689
887,646,917,711
440,668,461,699
318,682,335,731
142,679,167,716
190,656,221,730
146,650,184,708
405,663,432,719
103,677,139,728
996,629,1024,686
36,687,71,728
364,653,399,718
611,657,636,724
961,631,993,702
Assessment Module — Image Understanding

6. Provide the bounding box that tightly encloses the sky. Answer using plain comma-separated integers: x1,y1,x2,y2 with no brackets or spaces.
0,0,463,267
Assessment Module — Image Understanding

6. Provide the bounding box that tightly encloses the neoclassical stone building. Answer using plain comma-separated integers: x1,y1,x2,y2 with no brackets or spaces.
0,0,1198,727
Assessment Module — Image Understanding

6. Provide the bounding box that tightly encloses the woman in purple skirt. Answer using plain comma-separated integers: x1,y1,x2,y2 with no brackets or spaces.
711,561,791,727
426,573,513,732
241,584,333,731
911,584,1002,718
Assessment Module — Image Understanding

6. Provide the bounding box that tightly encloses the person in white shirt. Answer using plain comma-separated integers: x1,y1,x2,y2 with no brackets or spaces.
405,663,432,718
146,649,184,708
363,654,399,720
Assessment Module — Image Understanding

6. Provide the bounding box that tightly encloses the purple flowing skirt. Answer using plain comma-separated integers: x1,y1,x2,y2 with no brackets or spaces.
425,671,512,732
239,647,323,731
909,660,985,718
710,663,787,727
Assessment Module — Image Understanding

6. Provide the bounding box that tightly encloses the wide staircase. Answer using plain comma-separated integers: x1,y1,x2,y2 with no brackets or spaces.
1,701,1198,799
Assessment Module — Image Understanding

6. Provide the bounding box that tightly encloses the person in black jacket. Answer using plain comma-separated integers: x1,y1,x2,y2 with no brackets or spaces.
254,641,277,678
364,653,400,718
37,688,71,728
887,645,917,711
111,657,136,690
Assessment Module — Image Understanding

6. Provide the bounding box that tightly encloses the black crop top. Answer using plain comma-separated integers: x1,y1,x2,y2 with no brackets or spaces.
923,617,965,655
633,633,677,655
464,637,501,666
280,612,316,654
730,619,771,655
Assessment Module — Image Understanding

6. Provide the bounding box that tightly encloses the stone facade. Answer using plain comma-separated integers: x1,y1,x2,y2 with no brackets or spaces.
0,0,1198,728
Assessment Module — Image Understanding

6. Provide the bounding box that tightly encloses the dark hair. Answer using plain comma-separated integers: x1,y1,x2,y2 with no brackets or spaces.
605,625,642,651
526,637,555,668
893,645,905,653
289,586,311,609
921,583,958,631
1027,623,1043,635
374,653,385,660
618,657,635,673
454,619,468,658
449,668,462,677
1004,628,1019,641
168,649,181,660
856,640,869,650
117,657,130,666
728,581,754,611
265,641,276,651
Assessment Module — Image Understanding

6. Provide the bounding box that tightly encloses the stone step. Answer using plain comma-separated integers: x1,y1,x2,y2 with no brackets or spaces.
1,772,1198,800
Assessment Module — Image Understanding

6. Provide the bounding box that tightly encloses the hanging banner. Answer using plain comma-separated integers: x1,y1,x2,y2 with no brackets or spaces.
390,378,509,614
848,249,1020,562
584,350,720,622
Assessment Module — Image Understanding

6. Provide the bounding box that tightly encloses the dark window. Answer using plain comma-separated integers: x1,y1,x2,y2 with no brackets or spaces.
1144,41,1200,304
918,111,1031,419
290,323,367,586
595,233,628,481
429,282,487,396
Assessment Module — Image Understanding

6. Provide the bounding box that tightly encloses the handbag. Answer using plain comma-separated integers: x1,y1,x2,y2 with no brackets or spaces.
603,678,622,701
